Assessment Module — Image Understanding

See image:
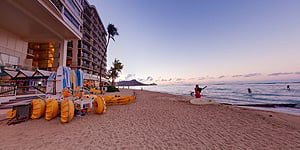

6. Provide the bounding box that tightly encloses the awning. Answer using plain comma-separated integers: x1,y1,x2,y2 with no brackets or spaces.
83,73,109,83
2,70,18,78
33,69,52,77
16,69,35,78
84,73,99,81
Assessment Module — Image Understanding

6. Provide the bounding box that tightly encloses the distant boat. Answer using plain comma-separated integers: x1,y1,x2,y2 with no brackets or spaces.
116,79,157,86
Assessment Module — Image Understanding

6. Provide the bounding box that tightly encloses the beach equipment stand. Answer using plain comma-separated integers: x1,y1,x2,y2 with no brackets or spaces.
7,104,31,125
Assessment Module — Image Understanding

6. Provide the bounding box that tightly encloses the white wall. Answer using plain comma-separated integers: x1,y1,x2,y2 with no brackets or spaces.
0,28,28,66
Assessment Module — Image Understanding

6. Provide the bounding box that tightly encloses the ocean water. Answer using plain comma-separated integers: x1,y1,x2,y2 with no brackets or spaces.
128,81,300,115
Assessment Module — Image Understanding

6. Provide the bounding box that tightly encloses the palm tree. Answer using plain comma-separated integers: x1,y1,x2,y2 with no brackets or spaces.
107,59,123,86
100,24,119,86
106,24,119,47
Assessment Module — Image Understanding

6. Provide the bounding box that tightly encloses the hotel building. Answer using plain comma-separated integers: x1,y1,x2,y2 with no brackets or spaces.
67,0,107,79
0,0,82,70
0,0,107,84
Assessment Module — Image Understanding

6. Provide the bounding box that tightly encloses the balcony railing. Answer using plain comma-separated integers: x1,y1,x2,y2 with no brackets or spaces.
82,42,90,50
51,0,63,12
82,27,91,34
83,35,91,43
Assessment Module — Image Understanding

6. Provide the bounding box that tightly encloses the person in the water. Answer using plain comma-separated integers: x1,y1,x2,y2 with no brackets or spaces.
248,88,252,94
287,85,290,90
194,84,207,98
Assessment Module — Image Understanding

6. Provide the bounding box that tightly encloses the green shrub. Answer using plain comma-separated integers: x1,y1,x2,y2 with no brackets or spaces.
106,86,119,92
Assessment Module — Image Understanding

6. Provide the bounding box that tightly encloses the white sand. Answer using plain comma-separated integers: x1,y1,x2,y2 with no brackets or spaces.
0,89,299,149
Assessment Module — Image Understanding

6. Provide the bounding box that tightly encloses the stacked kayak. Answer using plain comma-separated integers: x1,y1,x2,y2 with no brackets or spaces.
103,96,135,105
31,99,46,119
60,99,74,123
90,88,101,94
45,99,59,121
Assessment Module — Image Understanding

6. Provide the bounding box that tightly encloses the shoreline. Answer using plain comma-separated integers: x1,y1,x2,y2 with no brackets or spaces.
0,89,300,149
129,87,300,116
139,89,300,116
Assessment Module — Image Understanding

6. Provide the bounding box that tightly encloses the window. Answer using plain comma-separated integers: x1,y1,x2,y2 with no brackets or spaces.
64,9,79,29
67,41,73,47
67,0,80,15
51,0,63,12
0,53,19,66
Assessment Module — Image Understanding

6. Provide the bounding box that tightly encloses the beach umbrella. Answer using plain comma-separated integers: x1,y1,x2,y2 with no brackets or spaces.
71,70,77,91
75,69,84,87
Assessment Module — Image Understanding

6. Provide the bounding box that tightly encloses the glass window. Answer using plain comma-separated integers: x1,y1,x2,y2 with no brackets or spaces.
67,0,80,15
1,54,9,65
0,53,19,66
64,9,79,29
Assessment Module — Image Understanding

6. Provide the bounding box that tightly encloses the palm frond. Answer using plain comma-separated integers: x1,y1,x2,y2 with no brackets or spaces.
110,36,115,41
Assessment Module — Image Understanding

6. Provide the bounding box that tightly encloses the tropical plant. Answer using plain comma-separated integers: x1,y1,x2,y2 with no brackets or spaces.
107,59,123,86
106,85,119,92
100,24,119,86
106,24,119,47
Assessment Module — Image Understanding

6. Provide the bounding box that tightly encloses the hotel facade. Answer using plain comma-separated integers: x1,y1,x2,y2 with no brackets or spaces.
0,0,107,84
67,0,107,78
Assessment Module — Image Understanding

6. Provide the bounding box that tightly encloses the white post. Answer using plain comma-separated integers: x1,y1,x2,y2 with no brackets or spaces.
59,40,68,66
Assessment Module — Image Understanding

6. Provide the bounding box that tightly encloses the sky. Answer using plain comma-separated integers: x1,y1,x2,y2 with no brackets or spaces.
89,0,300,84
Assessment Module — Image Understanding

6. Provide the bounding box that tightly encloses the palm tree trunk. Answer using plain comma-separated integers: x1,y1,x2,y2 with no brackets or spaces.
106,34,111,48
112,78,115,86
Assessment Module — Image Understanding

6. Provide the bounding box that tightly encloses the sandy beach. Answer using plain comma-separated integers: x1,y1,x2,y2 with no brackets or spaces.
0,89,299,149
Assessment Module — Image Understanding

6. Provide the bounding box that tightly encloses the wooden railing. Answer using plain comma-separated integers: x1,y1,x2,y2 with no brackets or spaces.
0,85,17,97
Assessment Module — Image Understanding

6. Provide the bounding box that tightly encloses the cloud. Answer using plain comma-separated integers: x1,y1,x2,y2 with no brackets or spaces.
161,79,168,82
206,76,215,79
176,78,183,81
218,75,225,79
132,76,154,82
198,77,205,80
268,72,294,76
160,78,172,82
232,75,242,78
146,76,153,81
244,73,261,77
125,74,135,80
137,78,144,82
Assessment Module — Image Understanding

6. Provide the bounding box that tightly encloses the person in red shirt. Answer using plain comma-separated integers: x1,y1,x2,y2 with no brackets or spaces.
194,84,207,98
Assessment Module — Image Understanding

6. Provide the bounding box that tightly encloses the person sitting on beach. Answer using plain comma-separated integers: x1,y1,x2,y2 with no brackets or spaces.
194,84,207,98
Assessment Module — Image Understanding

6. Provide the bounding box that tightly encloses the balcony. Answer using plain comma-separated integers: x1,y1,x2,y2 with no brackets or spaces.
83,19,92,29
82,35,91,44
81,42,90,50
82,27,91,34
83,8,92,18
81,52,89,58
51,0,63,12
82,64,90,69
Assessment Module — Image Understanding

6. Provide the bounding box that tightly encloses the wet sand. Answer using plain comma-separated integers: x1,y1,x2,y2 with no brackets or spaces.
0,89,299,149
